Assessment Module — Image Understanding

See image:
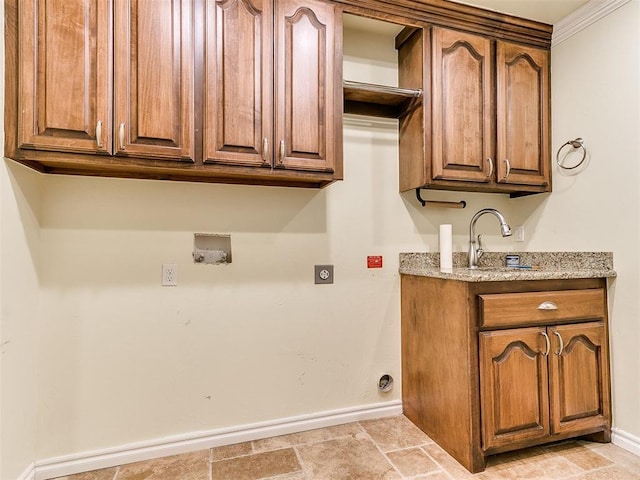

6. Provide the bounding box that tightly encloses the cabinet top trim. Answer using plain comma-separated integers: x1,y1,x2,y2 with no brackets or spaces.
332,0,553,48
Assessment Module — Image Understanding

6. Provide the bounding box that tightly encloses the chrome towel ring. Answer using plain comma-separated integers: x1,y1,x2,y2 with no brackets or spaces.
556,137,587,170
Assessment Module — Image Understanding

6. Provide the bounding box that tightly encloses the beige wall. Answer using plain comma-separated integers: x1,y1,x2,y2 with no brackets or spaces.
1,2,639,475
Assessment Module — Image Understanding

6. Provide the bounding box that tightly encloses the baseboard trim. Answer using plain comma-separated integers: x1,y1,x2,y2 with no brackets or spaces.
16,463,35,480
33,400,402,480
552,0,632,47
612,427,640,456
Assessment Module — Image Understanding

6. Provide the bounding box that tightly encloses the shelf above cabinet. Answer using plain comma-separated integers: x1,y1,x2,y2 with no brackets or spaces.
343,80,422,119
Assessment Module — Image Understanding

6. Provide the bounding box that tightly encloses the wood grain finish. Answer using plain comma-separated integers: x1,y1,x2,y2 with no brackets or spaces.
479,327,550,450
275,0,340,173
18,0,113,154
480,289,606,328
204,0,272,167
114,0,194,161
401,275,612,473
548,322,611,436
431,27,492,183
496,41,550,186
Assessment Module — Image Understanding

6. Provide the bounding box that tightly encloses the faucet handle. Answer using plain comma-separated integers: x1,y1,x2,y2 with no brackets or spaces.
476,234,484,259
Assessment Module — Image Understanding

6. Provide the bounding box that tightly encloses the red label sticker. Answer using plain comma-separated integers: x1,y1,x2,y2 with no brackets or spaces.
367,256,383,268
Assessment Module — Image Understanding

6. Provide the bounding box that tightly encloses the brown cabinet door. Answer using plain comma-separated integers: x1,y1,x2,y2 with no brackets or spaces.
479,327,550,450
274,0,339,173
18,0,113,154
114,0,194,161
548,322,611,436
496,42,550,186
431,28,493,183
204,0,273,168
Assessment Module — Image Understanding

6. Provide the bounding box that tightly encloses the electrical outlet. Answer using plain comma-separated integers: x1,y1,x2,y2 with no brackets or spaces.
515,225,525,242
162,264,178,286
314,265,334,284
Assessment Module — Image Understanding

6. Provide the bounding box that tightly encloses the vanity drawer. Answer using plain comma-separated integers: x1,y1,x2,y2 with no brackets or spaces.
479,289,605,328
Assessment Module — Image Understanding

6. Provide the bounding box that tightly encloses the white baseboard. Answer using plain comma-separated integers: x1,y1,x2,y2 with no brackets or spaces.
16,464,35,480
612,427,640,456
33,400,402,480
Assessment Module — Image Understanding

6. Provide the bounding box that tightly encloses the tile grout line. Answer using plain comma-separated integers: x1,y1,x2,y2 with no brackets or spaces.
292,445,311,480
418,445,456,480
356,421,410,480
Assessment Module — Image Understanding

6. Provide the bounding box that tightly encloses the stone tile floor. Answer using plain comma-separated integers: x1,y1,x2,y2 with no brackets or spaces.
55,415,640,480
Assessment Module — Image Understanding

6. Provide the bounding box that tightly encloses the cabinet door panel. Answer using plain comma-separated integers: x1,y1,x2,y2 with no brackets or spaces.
431,28,492,183
274,0,339,172
480,327,550,450
114,0,194,161
204,0,272,167
496,42,549,186
18,0,112,154
548,322,611,435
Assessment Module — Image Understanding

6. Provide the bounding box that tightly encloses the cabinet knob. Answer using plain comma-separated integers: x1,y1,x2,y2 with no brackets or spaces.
486,158,494,178
96,121,103,148
540,331,550,356
538,301,558,310
119,123,126,151
503,159,511,180
554,331,565,356
278,139,285,165
262,137,269,164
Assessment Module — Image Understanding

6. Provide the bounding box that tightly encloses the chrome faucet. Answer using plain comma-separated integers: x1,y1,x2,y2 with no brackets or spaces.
468,208,512,269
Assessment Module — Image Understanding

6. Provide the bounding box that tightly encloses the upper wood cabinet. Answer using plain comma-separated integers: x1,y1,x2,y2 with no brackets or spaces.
114,0,194,161
399,26,551,196
7,0,342,187
204,0,340,174
17,0,113,154
496,41,550,187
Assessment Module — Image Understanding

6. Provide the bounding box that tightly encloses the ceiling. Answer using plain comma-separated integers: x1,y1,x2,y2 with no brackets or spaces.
450,0,591,25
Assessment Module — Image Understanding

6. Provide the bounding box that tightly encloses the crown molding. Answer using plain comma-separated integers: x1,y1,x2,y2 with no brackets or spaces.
553,0,633,47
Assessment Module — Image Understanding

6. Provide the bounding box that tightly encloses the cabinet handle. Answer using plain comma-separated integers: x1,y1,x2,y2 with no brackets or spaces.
278,139,285,165
503,159,511,180
540,331,550,356
486,158,494,178
262,137,269,164
119,122,126,150
554,331,564,356
96,121,103,148
538,301,558,310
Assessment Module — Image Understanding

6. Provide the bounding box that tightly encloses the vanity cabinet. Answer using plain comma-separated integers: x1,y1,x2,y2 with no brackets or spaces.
6,0,342,187
205,0,341,174
401,276,611,473
399,27,551,195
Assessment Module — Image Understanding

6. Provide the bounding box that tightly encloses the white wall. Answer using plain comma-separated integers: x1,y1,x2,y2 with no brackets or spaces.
2,2,639,476
0,0,41,474
527,0,640,437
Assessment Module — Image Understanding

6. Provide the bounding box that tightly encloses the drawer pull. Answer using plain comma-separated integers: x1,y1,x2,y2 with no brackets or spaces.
540,331,550,356
538,301,558,310
554,331,565,355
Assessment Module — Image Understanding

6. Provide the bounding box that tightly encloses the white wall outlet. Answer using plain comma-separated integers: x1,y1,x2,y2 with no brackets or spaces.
162,264,178,286
515,225,525,242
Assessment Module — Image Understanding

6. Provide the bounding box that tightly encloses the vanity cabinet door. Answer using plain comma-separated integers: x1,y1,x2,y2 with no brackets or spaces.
548,322,611,436
18,0,113,154
431,27,493,183
496,41,550,187
479,327,550,450
113,0,194,161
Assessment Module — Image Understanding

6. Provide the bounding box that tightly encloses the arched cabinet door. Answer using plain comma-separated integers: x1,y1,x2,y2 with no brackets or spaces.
496,41,550,187
274,0,341,174
548,322,611,436
479,327,551,450
431,27,493,183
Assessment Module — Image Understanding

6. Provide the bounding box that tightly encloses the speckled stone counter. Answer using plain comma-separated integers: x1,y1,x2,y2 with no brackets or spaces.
399,252,616,282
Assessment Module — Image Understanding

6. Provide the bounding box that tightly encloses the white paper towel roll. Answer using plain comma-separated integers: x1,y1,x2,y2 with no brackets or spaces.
439,224,453,272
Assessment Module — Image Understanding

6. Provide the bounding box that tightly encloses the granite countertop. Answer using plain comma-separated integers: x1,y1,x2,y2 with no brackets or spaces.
399,252,616,282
